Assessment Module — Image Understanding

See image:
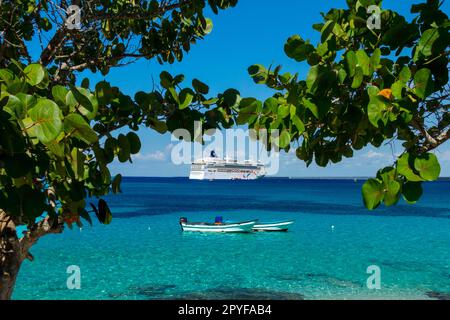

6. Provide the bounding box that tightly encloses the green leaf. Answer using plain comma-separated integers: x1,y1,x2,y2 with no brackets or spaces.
398,66,411,83
95,81,113,105
345,51,357,77
338,68,347,84
28,99,63,144
17,93,36,113
402,181,423,203
126,132,141,154
306,65,320,93
351,66,364,89
236,98,259,125
112,174,122,194
200,18,213,34
384,180,401,206
23,64,45,86
223,89,241,108
160,71,173,89
414,153,441,181
278,130,291,148
64,114,98,144
192,79,209,94
248,64,267,84
369,48,381,74
70,148,85,181
315,150,329,167
362,179,384,210
149,119,168,134
414,28,444,60
356,50,370,76
81,78,90,89
168,87,179,103
4,95,24,119
202,98,218,106
263,97,278,113
46,139,65,158
91,199,112,225
0,69,14,83
284,35,315,62
367,85,380,97
414,68,434,99
292,115,305,133
367,96,386,127
303,98,319,119
179,88,194,110
78,208,93,226
321,21,336,43
117,133,131,162
52,85,68,105
66,87,98,120
391,81,404,99
97,199,112,225
397,153,423,182
277,104,290,119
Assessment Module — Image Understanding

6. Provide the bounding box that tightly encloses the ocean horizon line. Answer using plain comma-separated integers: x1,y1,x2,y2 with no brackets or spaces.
119,176,450,180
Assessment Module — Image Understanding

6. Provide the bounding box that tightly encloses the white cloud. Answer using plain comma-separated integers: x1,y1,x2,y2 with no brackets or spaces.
133,143,174,162
437,150,450,162
164,143,174,152
133,151,166,161
363,151,385,159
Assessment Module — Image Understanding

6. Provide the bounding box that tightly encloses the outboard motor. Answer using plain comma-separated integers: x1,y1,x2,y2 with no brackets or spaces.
214,216,223,224
179,217,187,225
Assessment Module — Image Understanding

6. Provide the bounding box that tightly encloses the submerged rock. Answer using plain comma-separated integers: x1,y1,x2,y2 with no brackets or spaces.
298,273,361,288
425,291,450,300
130,284,177,296
177,287,304,300
108,284,176,299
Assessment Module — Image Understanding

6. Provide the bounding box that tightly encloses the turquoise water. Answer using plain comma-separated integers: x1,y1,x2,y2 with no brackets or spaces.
13,178,450,300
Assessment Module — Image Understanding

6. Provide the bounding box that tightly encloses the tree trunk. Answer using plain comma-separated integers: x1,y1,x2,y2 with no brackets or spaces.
0,209,64,300
0,209,22,300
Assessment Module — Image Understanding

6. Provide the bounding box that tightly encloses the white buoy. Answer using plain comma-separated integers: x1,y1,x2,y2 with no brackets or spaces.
331,225,335,230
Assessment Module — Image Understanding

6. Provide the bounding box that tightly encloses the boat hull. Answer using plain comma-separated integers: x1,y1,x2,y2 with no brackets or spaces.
181,220,257,233
252,220,294,232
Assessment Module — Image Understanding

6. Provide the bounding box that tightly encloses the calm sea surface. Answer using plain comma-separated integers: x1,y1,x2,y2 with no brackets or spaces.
13,178,450,299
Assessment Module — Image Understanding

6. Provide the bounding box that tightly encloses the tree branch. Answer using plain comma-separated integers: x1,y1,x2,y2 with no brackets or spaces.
18,216,64,261
420,128,450,153
412,119,438,148
39,0,192,67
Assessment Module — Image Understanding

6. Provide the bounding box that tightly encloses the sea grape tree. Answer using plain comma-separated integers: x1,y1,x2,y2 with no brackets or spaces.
0,0,238,299
240,0,449,209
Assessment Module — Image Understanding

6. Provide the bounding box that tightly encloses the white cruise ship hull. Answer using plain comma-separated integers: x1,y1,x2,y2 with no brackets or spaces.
189,154,266,180
189,170,264,180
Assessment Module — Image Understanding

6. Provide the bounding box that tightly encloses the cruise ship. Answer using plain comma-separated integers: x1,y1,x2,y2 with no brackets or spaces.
189,151,266,180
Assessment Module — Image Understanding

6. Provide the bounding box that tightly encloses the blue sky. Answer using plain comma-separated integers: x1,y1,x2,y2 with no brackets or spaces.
70,1,450,176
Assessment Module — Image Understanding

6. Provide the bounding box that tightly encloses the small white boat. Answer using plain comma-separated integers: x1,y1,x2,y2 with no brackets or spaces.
252,220,294,232
179,217,257,233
